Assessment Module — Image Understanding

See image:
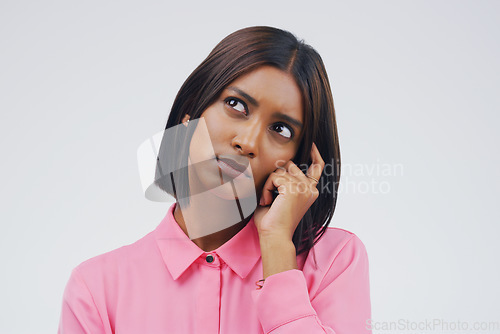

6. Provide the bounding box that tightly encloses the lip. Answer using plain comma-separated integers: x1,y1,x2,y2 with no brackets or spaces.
215,155,251,178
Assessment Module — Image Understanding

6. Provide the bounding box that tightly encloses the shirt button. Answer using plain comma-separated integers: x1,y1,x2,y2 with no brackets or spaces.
206,254,214,263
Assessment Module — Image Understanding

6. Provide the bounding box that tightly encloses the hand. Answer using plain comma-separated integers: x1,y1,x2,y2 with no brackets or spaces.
253,142,325,241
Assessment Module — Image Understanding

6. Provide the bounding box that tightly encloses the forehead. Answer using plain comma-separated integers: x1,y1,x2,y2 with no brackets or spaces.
225,66,304,122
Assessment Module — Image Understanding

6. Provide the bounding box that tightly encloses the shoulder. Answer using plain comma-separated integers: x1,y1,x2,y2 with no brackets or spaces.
301,226,369,283
72,229,158,283
312,226,368,262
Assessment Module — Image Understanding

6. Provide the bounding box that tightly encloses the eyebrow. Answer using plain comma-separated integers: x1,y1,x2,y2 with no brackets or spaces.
227,86,259,107
226,86,303,129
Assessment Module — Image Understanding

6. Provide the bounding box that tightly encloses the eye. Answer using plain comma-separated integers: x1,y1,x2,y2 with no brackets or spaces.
224,97,247,115
271,123,294,139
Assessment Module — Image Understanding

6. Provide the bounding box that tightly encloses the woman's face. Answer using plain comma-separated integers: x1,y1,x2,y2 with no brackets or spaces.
187,65,304,202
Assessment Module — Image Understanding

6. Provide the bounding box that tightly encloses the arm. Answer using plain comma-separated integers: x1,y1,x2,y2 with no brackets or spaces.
252,234,372,334
259,236,298,279
57,268,107,334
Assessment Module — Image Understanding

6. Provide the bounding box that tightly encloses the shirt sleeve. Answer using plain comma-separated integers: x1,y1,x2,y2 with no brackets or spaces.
57,268,107,334
251,234,372,334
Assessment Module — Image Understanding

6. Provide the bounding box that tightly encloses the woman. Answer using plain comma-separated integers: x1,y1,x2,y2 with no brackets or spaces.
58,26,371,334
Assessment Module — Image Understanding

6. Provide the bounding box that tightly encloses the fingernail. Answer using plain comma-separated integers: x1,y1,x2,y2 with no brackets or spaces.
259,198,264,206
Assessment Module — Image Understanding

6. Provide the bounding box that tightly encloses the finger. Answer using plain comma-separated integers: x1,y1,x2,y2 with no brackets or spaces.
277,160,320,202
306,142,325,181
282,160,305,179
259,171,292,206
276,161,319,196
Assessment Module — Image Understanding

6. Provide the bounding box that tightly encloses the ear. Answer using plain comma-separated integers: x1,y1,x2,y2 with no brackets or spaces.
181,114,191,126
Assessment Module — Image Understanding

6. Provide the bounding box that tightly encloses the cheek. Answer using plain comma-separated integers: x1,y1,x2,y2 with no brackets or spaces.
255,151,297,184
188,118,219,163
201,109,230,144
272,147,299,168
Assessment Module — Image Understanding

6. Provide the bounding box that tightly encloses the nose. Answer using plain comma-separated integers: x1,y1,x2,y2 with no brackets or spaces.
231,119,263,158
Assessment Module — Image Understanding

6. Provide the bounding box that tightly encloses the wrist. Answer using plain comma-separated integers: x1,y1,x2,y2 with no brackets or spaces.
259,235,295,250
257,228,295,243
259,238,297,279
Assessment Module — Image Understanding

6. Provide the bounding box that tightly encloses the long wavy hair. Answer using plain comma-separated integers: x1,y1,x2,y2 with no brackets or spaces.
155,26,341,258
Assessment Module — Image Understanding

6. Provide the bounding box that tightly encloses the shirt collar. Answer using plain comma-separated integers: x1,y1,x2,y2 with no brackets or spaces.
154,202,261,280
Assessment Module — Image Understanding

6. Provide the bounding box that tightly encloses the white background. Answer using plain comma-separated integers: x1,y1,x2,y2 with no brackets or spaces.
1,1,499,333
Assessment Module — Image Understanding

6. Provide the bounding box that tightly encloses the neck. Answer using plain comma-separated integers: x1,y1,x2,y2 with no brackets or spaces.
173,199,252,252
174,157,255,252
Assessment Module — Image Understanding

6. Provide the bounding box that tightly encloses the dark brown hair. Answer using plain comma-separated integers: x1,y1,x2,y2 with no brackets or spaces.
155,26,341,258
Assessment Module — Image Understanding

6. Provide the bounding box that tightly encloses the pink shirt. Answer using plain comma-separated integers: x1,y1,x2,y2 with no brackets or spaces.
58,203,371,333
